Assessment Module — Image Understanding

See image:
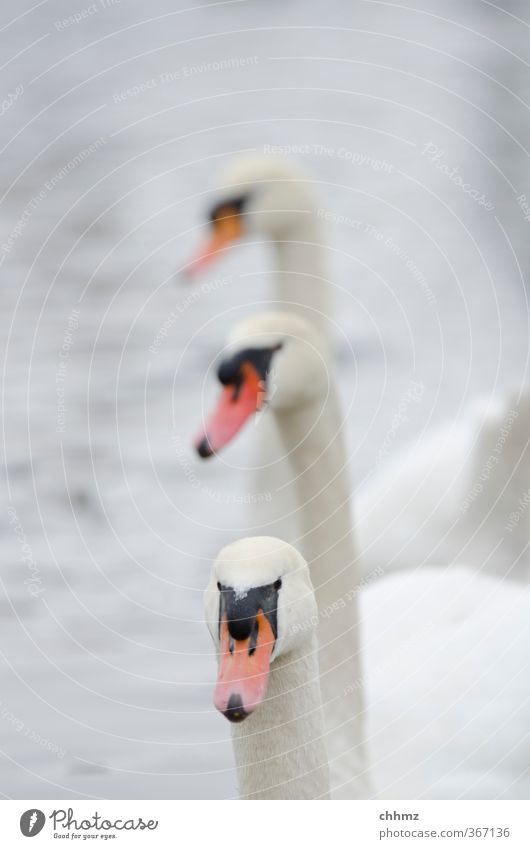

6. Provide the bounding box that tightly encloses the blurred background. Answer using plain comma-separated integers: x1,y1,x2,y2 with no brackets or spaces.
0,0,528,799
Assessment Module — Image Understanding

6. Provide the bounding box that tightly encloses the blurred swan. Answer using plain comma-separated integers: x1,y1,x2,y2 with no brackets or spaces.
184,153,330,333
205,536,330,800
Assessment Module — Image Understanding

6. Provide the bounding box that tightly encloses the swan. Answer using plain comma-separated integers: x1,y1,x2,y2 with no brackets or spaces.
195,310,370,798
206,546,530,800
184,154,330,334
204,535,330,800
195,311,530,800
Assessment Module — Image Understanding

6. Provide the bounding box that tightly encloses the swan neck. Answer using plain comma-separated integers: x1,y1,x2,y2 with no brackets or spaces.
277,389,357,572
231,634,330,800
275,389,371,798
274,215,329,332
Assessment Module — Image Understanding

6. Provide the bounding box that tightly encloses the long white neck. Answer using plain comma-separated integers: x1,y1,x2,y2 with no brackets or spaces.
275,388,371,799
231,633,330,800
274,215,330,336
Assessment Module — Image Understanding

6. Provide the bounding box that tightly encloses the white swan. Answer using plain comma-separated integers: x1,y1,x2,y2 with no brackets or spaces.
207,541,530,800
185,154,330,334
204,535,330,800
195,311,370,798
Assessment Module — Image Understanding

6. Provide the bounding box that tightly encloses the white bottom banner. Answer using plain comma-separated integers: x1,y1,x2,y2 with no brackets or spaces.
1,800,528,848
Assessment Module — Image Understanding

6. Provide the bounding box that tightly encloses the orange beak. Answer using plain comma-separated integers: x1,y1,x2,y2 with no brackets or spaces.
195,363,264,457
184,207,243,276
214,612,275,722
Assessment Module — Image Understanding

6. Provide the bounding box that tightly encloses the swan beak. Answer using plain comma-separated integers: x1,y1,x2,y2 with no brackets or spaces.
184,209,243,275
214,612,275,722
195,363,264,458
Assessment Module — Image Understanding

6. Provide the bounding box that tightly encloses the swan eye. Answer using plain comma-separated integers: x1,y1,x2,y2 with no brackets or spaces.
217,581,222,591
273,579,282,591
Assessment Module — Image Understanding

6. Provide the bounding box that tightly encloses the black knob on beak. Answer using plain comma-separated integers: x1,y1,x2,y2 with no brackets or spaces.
196,435,214,458
223,693,248,723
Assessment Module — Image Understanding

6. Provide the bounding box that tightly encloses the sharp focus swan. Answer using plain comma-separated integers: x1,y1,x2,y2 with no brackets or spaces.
205,535,330,800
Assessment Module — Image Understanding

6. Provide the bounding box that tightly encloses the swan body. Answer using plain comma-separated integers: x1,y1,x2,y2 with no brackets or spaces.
357,393,530,583
364,566,530,799
205,536,330,800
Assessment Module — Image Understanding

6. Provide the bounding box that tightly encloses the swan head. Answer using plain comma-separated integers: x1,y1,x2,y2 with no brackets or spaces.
185,154,319,274
204,536,318,722
194,311,329,458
